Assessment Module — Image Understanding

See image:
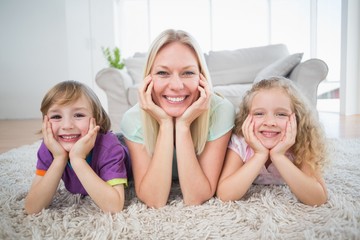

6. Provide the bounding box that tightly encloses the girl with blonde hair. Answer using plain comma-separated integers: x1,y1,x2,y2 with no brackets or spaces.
216,77,328,206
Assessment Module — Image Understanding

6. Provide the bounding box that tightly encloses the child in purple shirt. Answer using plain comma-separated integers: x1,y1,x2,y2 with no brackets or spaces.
25,80,129,214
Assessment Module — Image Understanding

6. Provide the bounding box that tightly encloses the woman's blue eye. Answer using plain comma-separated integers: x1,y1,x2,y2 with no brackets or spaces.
183,71,195,76
156,71,168,76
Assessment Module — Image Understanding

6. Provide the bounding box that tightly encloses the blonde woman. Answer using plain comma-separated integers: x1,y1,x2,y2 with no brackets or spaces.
121,29,235,208
216,77,328,206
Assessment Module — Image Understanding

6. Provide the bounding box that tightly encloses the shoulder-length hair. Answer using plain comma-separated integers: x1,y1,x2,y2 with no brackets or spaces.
234,77,327,171
40,80,111,133
141,29,213,155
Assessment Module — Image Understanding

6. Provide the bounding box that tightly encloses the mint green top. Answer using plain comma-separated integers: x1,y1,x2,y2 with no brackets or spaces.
120,94,236,179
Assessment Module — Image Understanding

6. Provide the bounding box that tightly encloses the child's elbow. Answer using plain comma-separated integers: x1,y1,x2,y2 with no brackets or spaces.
216,190,238,202
313,195,328,206
24,203,42,215
216,194,236,202
24,196,42,214
301,192,328,206
102,201,125,213
216,184,244,202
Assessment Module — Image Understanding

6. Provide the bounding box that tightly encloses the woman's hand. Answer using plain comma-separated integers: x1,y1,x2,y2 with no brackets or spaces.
42,115,68,161
138,75,172,124
69,118,99,162
177,74,211,127
270,113,296,158
242,114,268,157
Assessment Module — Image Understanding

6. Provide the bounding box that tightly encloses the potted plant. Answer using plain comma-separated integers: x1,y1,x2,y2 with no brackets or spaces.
101,47,125,70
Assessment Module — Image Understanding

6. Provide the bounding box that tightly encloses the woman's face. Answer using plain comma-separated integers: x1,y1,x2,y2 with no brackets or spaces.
150,42,201,117
47,95,93,152
250,88,293,149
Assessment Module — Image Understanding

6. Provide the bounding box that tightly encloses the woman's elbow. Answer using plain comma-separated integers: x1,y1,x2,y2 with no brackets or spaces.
137,194,168,209
144,200,167,209
183,198,205,206
183,191,214,206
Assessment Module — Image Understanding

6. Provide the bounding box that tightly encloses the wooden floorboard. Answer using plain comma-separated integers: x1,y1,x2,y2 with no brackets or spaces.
0,119,42,153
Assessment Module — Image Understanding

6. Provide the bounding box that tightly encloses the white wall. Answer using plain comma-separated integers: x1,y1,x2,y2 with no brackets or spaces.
0,0,115,120
0,0,68,119
340,0,360,115
65,0,115,105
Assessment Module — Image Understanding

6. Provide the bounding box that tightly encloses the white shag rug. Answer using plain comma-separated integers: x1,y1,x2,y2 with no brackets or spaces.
0,138,359,240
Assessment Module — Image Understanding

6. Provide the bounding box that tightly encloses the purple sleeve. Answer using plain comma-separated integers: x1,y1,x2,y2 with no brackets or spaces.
36,141,54,171
93,133,129,182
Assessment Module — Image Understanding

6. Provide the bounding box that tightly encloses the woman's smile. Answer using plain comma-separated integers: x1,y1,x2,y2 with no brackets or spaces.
150,42,201,117
164,95,188,103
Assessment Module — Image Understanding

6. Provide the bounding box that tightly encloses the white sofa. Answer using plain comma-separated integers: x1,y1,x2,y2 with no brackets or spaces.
96,44,328,132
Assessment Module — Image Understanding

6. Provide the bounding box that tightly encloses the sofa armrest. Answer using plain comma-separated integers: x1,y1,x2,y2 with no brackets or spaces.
95,67,133,132
289,59,328,107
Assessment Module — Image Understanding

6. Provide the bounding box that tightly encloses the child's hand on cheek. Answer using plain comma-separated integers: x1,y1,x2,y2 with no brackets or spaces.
69,118,100,162
270,113,297,157
42,115,68,160
242,114,268,157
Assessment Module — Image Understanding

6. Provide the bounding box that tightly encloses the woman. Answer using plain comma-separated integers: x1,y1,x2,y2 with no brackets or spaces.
121,29,235,208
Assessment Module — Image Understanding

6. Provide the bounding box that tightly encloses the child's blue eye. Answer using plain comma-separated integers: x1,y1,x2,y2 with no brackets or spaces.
74,113,86,118
50,115,61,119
253,112,264,116
276,113,289,117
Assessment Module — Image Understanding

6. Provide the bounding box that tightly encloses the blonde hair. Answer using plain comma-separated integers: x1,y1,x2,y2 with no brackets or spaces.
142,29,213,155
40,80,111,133
234,77,327,171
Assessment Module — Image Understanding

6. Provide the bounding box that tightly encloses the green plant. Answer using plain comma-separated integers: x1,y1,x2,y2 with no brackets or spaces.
101,47,125,70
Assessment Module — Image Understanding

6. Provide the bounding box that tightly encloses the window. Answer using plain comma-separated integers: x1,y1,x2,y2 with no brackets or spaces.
115,0,341,112
316,0,341,112
211,0,269,50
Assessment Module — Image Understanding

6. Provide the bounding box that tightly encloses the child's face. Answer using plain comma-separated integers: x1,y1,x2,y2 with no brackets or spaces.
150,42,200,117
250,88,293,149
46,95,93,152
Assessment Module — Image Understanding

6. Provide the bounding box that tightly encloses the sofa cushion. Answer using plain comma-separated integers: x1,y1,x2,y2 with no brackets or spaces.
213,83,253,110
253,53,303,83
205,44,289,86
124,56,146,84
127,84,140,106
289,58,329,105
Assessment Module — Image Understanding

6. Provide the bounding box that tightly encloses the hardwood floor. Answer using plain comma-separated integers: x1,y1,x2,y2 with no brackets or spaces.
0,112,359,154
0,119,42,153
318,112,360,139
